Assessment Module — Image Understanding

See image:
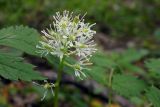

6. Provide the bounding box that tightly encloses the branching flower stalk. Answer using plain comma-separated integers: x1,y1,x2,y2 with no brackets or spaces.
36,10,97,107
32,80,55,101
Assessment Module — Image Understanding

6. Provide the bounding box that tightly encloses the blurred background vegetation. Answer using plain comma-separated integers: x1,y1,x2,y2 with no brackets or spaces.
0,0,160,38
0,0,160,107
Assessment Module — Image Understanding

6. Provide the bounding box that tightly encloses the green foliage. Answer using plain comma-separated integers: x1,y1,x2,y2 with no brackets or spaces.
0,0,159,38
46,52,113,85
145,59,160,75
0,0,159,105
86,52,115,85
119,48,148,62
86,66,108,85
0,26,40,55
146,86,160,107
0,24,159,106
115,49,148,73
130,97,144,106
112,74,147,98
69,93,88,107
0,26,46,81
0,52,45,81
91,52,116,68
79,49,148,85
99,48,148,74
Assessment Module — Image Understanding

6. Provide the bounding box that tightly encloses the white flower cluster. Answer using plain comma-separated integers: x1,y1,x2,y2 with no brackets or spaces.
36,10,97,79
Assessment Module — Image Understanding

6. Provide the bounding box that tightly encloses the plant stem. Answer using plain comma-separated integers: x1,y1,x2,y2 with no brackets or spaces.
108,68,114,106
54,57,64,107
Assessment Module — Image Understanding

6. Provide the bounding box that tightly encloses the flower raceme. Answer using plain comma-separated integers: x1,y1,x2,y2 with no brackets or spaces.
36,10,97,79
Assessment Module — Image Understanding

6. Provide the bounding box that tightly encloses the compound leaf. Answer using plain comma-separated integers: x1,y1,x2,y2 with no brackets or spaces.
112,74,147,97
145,59,160,75
146,86,160,107
0,26,40,56
0,52,46,81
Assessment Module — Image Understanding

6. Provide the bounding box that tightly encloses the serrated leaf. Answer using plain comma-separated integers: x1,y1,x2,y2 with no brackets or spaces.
112,74,146,97
0,52,46,81
86,66,107,85
84,52,115,85
130,97,144,105
91,52,116,68
122,63,144,74
145,59,160,75
115,49,148,73
0,26,40,55
0,48,23,56
120,48,148,62
146,86,160,107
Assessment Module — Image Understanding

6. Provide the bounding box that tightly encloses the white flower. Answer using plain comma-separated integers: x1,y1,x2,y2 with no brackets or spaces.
75,35,97,58
78,22,96,37
73,57,92,80
36,10,97,79
32,80,55,101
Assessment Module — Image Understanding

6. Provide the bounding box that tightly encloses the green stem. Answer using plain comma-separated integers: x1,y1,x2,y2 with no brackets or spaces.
108,68,114,106
54,57,65,107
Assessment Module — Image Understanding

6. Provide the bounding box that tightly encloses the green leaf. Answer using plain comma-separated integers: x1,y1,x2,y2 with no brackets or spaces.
112,74,146,97
0,48,23,56
122,63,144,74
114,49,148,73
0,26,40,55
70,93,88,107
146,86,160,107
86,66,107,85
130,97,144,105
120,48,148,62
145,59,160,75
83,52,116,85
91,52,116,68
0,52,46,81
